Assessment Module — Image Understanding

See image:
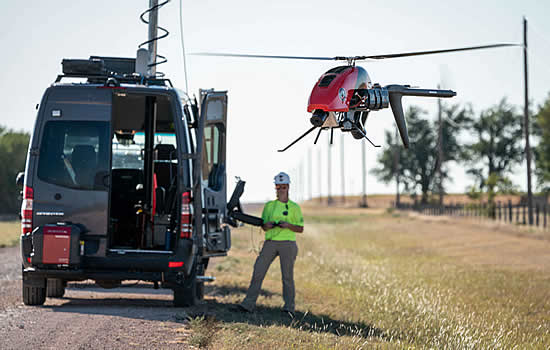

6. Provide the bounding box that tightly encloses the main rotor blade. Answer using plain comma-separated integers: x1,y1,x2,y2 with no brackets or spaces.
191,52,335,61
358,43,521,60
193,43,522,63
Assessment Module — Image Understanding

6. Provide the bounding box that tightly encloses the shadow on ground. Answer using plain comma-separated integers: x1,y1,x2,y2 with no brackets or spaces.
43,283,387,341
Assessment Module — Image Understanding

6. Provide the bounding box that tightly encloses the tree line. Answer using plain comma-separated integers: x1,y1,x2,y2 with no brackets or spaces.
373,94,550,205
0,127,30,215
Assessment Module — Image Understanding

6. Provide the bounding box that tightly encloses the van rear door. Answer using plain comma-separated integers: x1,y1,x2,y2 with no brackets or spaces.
198,90,230,254
33,87,111,257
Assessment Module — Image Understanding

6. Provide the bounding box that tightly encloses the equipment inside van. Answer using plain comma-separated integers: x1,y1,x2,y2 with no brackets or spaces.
19,54,253,306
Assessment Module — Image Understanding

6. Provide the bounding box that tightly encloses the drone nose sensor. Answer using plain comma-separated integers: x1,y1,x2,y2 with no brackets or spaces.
310,110,328,127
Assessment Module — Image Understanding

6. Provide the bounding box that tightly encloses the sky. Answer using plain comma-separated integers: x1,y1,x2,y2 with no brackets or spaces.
1,0,550,202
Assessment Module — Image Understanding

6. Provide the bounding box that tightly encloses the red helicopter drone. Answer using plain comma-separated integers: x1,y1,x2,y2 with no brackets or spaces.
194,43,518,152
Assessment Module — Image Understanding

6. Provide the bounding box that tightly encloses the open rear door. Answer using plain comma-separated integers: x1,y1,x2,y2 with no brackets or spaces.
198,90,230,255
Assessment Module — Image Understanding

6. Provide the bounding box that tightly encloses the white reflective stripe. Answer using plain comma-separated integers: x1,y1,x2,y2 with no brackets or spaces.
35,212,65,216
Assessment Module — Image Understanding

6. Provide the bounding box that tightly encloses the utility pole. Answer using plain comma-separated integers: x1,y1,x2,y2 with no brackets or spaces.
299,159,304,202
437,84,444,207
327,136,333,205
360,139,368,207
318,149,322,204
523,16,534,225
394,127,400,207
340,133,345,204
147,0,159,77
308,148,312,200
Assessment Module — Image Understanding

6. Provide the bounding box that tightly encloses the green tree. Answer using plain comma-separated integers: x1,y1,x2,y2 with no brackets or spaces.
534,93,550,192
464,98,523,201
0,128,30,214
373,104,470,204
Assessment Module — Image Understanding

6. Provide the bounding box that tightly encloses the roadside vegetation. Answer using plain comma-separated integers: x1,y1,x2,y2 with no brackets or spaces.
187,207,550,349
0,221,20,247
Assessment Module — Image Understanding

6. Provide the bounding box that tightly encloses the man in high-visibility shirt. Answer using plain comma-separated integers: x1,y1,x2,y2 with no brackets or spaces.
239,172,304,314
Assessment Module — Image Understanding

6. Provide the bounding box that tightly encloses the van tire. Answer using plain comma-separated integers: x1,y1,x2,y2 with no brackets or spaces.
22,280,46,306
46,278,66,298
173,279,197,307
173,258,199,307
196,261,206,301
196,281,204,300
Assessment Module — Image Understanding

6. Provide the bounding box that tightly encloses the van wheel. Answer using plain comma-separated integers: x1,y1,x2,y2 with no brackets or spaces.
196,262,206,301
46,278,66,298
196,281,204,300
173,278,197,307
173,259,199,307
22,278,46,306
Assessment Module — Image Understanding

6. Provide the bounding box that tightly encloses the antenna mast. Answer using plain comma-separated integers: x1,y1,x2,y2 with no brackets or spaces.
147,0,159,77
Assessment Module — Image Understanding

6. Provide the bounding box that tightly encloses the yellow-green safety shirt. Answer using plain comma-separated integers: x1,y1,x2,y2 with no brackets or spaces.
261,199,304,241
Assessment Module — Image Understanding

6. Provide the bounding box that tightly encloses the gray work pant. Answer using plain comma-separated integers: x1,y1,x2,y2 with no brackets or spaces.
241,240,298,311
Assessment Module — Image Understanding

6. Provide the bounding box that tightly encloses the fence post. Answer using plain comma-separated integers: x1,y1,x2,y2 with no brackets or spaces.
522,204,526,225
508,199,514,223
544,204,547,229
498,201,502,221
536,203,540,227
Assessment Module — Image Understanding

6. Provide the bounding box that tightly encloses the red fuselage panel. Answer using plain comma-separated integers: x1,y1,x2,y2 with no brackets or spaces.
307,66,370,113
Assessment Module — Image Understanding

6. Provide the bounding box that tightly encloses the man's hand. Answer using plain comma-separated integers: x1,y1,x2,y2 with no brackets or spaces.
278,221,291,229
278,221,304,233
262,222,276,231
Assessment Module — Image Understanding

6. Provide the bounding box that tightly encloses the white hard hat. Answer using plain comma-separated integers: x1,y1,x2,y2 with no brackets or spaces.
274,172,291,185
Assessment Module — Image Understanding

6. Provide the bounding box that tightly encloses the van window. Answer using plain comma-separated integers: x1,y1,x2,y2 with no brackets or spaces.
112,133,144,170
202,125,220,179
38,121,110,190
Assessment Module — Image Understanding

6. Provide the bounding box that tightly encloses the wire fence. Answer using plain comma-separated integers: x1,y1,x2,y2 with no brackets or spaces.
396,200,549,229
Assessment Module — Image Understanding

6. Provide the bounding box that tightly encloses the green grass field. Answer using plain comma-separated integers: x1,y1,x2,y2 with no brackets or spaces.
0,221,20,248
186,207,550,349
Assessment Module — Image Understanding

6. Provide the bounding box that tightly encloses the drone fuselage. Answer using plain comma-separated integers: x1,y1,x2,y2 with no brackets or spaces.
307,66,372,113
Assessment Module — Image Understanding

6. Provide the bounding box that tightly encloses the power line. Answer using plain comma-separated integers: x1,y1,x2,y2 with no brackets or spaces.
179,0,190,92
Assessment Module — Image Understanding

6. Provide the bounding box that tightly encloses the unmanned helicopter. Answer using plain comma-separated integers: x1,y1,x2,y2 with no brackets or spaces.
194,43,519,152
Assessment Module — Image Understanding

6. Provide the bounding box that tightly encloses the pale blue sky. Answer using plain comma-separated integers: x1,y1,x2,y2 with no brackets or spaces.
1,0,550,201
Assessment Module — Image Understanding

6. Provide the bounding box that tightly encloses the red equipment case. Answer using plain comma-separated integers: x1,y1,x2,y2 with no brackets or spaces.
31,224,82,267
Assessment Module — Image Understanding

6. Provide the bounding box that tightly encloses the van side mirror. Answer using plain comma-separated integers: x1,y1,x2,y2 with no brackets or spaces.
16,172,24,187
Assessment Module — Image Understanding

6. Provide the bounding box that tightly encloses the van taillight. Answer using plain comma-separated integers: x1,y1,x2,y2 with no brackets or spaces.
180,191,192,238
21,186,33,235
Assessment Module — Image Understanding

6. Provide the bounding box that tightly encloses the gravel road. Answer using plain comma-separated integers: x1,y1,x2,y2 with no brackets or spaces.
0,246,197,349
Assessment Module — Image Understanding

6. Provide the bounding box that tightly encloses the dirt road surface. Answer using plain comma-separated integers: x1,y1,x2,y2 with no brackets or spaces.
0,246,197,349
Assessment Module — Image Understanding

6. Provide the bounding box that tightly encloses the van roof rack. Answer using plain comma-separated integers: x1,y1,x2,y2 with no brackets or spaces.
55,56,173,87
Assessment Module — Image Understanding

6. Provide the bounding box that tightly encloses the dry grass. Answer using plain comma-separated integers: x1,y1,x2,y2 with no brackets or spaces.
187,206,550,349
0,221,20,248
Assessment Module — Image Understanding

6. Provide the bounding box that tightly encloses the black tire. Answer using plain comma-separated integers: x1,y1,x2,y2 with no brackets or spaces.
173,259,199,307
196,281,205,300
46,278,66,298
195,262,206,301
173,278,197,307
22,278,46,306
